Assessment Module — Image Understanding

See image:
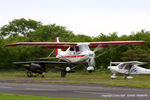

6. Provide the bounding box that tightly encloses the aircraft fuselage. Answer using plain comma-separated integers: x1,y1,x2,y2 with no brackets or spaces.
56,44,95,63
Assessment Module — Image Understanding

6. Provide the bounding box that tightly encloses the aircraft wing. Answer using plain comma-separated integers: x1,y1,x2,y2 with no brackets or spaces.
6,42,77,49
89,41,145,48
13,61,70,67
6,41,145,49
123,61,147,65
111,61,147,65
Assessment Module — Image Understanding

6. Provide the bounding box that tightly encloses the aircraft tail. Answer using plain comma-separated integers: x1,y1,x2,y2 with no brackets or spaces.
55,37,61,56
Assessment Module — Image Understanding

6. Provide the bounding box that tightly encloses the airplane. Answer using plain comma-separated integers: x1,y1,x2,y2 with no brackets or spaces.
6,37,146,77
108,61,150,79
13,61,72,77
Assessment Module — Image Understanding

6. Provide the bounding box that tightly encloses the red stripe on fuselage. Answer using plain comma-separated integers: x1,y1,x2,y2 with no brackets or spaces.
62,55,86,58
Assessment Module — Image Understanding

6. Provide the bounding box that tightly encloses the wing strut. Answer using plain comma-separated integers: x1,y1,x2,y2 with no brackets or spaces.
40,49,56,59
95,46,121,58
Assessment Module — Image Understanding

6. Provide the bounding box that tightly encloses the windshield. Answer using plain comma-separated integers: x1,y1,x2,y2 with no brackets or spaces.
118,63,125,69
78,44,90,52
69,46,80,52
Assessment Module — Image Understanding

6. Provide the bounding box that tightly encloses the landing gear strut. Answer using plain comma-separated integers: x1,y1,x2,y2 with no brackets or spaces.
61,70,67,77
111,72,117,79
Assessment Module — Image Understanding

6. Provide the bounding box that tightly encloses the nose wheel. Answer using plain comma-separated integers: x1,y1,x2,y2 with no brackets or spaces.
111,72,117,79
88,70,93,73
87,66,94,73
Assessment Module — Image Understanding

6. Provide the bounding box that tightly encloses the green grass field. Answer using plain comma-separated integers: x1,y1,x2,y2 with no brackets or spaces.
0,71,150,88
0,93,107,100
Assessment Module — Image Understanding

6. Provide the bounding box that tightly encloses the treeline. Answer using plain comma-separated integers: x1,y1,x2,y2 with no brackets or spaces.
0,18,150,70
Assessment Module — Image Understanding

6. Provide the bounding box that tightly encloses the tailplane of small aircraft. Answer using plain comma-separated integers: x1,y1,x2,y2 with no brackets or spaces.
55,37,62,56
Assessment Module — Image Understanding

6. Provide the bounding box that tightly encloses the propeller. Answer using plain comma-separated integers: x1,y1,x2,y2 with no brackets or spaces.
93,44,103,53
88,45,120,67
88,44,102,67
90,54,95,66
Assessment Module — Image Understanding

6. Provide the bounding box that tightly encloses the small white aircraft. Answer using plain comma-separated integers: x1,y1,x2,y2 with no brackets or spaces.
6,37,145,77
108,61,150,79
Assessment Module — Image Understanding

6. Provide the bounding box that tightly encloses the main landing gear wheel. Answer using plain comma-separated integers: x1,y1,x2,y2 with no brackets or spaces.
123,75,133,79
61,70,67,77
27,71,33,77
41,72,45,78
111,75,117,79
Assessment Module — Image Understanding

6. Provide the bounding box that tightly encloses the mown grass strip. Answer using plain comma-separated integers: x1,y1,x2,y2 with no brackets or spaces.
1,71,150,88
0,93,107,100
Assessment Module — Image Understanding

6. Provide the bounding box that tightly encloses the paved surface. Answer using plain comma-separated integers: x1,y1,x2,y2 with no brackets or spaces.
0,80,150,100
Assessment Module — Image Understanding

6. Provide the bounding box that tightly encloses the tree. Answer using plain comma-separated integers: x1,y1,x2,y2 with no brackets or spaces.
31,24,75,42
0,18,150,71
0,18,42,38
121,48,150,68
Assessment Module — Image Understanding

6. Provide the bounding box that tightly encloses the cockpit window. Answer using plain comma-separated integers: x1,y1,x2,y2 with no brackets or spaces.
124,64,132,70
69,45,90,52
118,63,125,69
70,47,74,51
75,46,79,52
69,46,80,52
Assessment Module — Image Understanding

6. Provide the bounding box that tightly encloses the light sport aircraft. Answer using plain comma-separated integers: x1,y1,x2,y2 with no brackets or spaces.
6,37,145,77
108,61,150,79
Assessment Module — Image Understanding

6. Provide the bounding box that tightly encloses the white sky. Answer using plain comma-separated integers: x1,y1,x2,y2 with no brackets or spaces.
0,0,150,36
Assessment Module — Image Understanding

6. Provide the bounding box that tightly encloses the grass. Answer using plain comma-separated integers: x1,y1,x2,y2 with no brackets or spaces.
0,93,107,100
0,71,150,88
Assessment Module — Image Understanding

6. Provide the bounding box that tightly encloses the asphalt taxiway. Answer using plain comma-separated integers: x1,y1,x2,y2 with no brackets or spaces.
0,79,150,100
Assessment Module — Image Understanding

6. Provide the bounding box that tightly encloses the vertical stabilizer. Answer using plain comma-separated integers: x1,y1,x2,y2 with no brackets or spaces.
55,37,61,56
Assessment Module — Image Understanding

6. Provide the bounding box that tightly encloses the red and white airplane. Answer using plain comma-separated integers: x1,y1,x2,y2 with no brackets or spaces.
6,37,146,77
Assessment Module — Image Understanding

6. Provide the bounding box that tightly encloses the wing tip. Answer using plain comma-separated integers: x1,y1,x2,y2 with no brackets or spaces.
5,43,20,46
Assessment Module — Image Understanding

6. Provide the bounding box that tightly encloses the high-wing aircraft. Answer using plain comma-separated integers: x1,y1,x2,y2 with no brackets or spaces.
13,61,72,77
6,37,145,77
108,61,150,79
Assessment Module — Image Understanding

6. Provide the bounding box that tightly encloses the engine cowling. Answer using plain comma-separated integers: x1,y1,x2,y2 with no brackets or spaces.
24,63,43,74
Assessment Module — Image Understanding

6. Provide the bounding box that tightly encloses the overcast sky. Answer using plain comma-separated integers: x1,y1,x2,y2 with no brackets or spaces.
0,0,150,36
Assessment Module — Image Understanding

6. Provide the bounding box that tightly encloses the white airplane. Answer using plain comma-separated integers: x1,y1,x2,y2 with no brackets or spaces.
6,37,145,77
108,61,150,79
